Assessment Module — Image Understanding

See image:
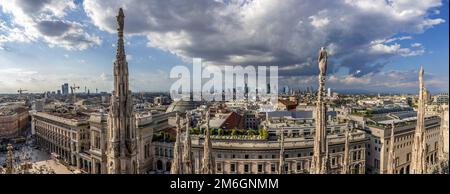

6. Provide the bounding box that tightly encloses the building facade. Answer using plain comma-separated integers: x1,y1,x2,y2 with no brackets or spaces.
367,115,441,174
32,111,92,172
152,130,368,174
0,106,30,138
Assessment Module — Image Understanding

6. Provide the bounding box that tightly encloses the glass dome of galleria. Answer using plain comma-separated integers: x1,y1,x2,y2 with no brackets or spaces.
165,100,199,113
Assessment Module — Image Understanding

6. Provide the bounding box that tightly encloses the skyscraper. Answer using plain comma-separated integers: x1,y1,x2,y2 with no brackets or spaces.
106,8,138,174
62,83,69,95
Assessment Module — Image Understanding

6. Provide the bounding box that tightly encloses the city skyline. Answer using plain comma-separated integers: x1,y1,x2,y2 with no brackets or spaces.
0,0,449,94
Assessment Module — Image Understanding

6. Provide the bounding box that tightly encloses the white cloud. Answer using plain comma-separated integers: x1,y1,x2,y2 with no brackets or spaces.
309,13,330,28
411,43,422,47
126,54,133,61
281,68,448,93
100,73,110,81
82,0,445,77
370,40,425,57
0,0,101,50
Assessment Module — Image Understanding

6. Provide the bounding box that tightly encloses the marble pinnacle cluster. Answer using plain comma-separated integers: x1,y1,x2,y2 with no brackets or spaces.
170,112,195,174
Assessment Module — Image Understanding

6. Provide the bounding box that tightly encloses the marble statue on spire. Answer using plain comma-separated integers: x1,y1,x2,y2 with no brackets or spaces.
318,47,328,76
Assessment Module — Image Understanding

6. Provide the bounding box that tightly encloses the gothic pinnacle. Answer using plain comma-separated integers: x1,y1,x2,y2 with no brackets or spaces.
183,111,194,174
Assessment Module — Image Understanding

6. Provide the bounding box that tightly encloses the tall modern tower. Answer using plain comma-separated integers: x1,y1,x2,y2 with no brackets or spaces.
311,47,329,174
107,8,138,174
410,66,427,174
62,83,69,95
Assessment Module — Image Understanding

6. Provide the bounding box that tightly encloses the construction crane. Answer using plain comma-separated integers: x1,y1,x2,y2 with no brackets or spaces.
70,84,80,103
17,88,28,97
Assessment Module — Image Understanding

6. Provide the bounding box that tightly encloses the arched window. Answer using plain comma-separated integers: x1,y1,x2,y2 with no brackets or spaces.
156,160,163,170
166,162,171,172
354,164,360,174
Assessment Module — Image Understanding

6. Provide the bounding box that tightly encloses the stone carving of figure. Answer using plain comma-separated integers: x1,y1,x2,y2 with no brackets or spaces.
318,47,327,76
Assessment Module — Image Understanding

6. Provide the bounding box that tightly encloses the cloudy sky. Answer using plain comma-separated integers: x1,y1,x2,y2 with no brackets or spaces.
0,0,448,94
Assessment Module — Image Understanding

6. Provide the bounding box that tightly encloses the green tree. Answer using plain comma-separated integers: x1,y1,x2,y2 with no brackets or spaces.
231,129,237,136
260,129,269,139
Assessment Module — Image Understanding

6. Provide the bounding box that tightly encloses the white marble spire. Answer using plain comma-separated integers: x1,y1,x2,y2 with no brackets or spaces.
171,113,183,174
107,8,138,174
201,110,215,174
311,47,328,174
183,112,194,174
411,66,427,174
342,125,350,174
387,122,397,174
278,129,285,174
